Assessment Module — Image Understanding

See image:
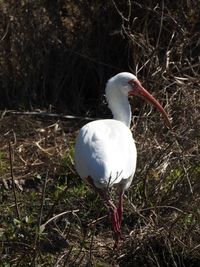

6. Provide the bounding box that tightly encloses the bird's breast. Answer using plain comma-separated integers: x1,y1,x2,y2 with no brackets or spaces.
74,119,137,188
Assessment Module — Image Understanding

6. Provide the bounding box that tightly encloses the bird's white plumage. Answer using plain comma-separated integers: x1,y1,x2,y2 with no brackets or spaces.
74,72,138,191
74,119,137,189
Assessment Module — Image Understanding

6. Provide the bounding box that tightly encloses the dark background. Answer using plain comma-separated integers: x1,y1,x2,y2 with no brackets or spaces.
1,0,200,115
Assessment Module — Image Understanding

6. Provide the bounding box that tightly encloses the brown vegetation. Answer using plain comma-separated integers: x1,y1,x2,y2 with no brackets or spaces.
0,0,200,266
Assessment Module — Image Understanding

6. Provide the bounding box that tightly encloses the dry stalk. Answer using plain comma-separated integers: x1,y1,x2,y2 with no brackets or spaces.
32,170,48,267
8,142,20,220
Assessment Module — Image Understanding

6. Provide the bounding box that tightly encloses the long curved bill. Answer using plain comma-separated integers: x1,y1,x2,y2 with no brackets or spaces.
129,81,171,128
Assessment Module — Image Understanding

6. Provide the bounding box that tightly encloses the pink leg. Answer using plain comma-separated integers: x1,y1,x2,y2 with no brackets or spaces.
117,191,124,227
85,176,123,248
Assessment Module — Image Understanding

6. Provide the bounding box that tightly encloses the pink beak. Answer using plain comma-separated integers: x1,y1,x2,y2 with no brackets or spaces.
129,79,171,128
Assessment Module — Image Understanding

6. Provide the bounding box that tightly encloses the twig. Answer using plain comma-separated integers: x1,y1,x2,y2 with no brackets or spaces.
5,110,98,121
41,209,79,229
2,240,32,249
86,215,108,227
34,173,48,245
1,23,10,41
140,205,184,214
32,171,48,267
9,142,20,220
37,171,48,231
155,0,164,49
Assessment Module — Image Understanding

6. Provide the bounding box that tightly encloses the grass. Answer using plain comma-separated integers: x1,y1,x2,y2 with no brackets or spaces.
0,107,200,266
0,116,115,266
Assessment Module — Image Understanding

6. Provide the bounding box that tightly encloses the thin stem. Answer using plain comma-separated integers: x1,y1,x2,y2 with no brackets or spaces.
32,171,48,267
9,142,20,220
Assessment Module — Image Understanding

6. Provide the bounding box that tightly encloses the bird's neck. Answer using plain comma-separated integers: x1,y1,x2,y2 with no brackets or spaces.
107,92,132,128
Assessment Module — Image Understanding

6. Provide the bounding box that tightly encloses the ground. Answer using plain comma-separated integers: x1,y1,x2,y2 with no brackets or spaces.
0,113,128,266
0,111,200,267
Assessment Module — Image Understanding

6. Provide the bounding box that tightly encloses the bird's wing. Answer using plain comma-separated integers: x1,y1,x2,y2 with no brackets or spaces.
74,119,137,189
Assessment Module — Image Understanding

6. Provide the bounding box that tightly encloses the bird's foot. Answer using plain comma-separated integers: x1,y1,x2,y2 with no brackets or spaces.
113,231,125,249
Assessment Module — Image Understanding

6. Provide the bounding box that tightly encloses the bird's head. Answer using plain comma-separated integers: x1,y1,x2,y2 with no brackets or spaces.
107,72,171,128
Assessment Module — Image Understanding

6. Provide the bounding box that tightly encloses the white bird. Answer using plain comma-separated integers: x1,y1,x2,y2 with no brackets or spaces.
74,72,170,248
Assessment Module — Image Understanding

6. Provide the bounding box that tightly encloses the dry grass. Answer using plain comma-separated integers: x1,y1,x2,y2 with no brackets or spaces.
0,82,199,265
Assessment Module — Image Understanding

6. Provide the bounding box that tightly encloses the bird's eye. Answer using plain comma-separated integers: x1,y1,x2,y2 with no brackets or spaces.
128,80,135,87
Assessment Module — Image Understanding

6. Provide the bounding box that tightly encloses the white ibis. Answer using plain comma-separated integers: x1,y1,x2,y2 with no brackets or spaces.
74,72,170,248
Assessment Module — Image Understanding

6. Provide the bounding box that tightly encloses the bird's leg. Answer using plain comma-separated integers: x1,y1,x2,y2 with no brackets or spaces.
117,190,124,227
85,176,123,248
99,195,124,249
